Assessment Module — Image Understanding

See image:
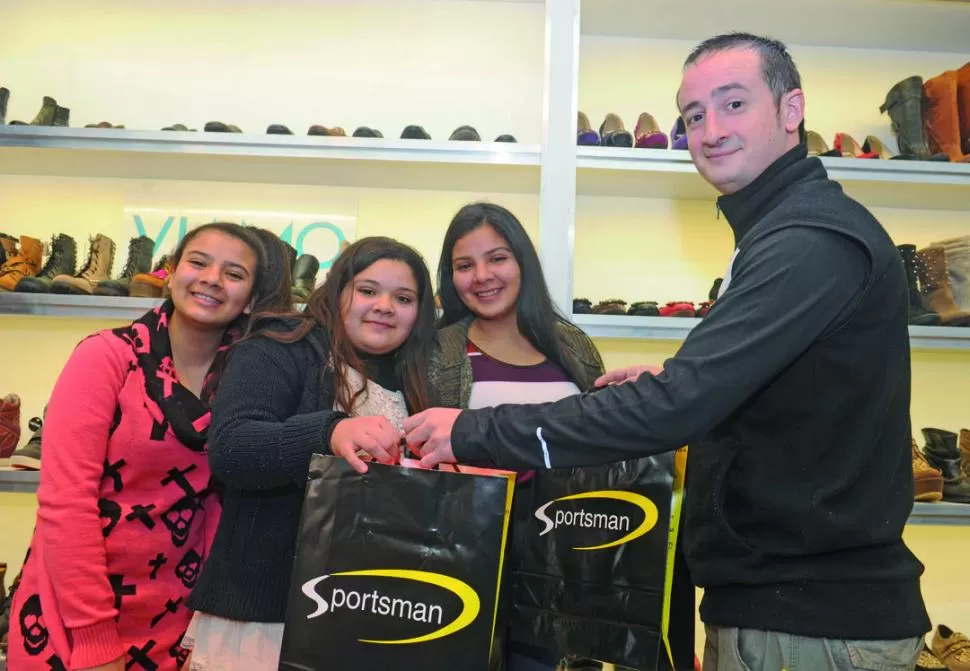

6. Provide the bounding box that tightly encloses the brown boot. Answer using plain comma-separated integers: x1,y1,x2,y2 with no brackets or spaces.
51,233,116,294
0,393,20,459
915,245,970,325
924,71,970,163
912,439,944,502
0,235,43,291
958,62,970,156
0,234,17,261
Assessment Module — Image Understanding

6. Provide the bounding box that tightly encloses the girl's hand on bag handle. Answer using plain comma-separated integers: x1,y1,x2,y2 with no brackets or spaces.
402,408,461,469
594,364,663,387
330,416,401,473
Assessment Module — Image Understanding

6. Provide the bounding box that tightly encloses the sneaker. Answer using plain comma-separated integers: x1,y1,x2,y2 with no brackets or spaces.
592,298,627,315
10,415,42,470
913,439,944,502
659,301,696,317
0,394,20,460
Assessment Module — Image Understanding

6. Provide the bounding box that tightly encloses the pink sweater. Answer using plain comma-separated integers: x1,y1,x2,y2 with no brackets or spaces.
8,331,220,671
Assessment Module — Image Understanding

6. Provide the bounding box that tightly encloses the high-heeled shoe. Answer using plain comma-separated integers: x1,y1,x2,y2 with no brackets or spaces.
834,132,878,159
577,111,600,146
670,117,688,150
634,112,668,149
805,130,831,157
862,135,894,159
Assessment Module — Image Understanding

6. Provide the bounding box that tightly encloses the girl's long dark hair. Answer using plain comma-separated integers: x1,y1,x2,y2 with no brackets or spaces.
255,236,436,414
437,202,584,386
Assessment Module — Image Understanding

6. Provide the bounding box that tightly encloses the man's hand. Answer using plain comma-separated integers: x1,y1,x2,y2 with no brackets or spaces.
330,416,401,473
402,408,462,469
594,364,663,387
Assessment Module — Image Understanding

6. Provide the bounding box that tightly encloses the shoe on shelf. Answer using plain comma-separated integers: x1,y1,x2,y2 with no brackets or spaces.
958,62,970,156
161,123,196,132
52,105,70,127
922,428,970,503
28,95,58,126
0,393,20,460
915,245,970,325
0,235,43,292
659,301,696,317
577,111,600,146
352,126,383,138
0,233,17,265
924,70,970,163
592,298,627,315
634,112,668,149
915,642,947,670
670,116,688,150
833,132,878,159
400,125,431,139
50,233,116,295
573,297,593,314
599,113,633,147
290,254,320,304
84,121,123,129
10,427,41,471
896,245,942,326
204,121,242,133
494,134,516,142
129,254,173,298
805,130,838,157
880,76,935,160
0,86,8,125
267,124,294,135
695,300,714,317
931,624,970,671
912,438,944,502
709,278,723,301
862,135,895,160
627,301,659,316
308,124,346,136
960,429,970,482
449,125,481,141
14,233,77,294
94,235,155,297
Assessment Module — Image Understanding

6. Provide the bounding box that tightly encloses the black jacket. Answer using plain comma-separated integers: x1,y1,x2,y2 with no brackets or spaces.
450,145,931,640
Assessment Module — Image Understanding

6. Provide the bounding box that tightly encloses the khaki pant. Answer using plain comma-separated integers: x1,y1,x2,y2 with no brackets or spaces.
703,625,921,671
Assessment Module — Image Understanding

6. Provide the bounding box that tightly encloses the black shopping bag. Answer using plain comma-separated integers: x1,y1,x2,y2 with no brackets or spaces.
509,448,688,670
279,455,516,671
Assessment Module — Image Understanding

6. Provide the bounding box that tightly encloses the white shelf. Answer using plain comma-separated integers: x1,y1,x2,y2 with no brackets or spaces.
0,468,964,525
576,147,970,211
0,293,162,320
573,314,970,351
0,126,542,193
580,0,970,54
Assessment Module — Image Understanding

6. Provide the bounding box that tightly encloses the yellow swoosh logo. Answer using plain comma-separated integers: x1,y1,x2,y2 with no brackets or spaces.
552,490,658,551
329,569,480,645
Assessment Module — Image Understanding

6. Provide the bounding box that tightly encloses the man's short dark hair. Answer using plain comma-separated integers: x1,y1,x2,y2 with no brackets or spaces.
684,32,801,106
683,32,805,141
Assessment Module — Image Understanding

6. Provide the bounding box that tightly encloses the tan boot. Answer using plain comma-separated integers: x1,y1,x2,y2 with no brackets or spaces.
0,235,43,291
957,62,970,156
924,71,970,163
915,245,970,325
51,233,116,294
912,439,944,502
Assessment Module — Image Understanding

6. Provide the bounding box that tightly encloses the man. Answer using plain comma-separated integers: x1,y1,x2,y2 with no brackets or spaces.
403,33,930,670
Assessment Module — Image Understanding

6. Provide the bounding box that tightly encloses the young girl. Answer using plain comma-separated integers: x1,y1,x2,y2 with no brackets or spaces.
429,202,605,671
8,222,277,671
183,236,437,670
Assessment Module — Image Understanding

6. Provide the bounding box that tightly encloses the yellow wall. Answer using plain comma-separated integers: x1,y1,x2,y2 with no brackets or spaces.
1,0,969,660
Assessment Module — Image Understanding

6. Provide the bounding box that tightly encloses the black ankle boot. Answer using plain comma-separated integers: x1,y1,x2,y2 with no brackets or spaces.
922,428,970,503
14,234,78,293
897,245,941,325
94,236,155,296
880,77,933,160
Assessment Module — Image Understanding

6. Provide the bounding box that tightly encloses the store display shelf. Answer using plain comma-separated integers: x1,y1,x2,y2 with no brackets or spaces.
574,314,970,351
0,126,542,193
0,469,40,493
580,0,970,53
0,293,161,320
576,147,970,211
0,468,966,525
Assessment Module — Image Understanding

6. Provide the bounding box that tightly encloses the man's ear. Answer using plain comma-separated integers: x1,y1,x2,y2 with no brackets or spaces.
782,88,805,135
